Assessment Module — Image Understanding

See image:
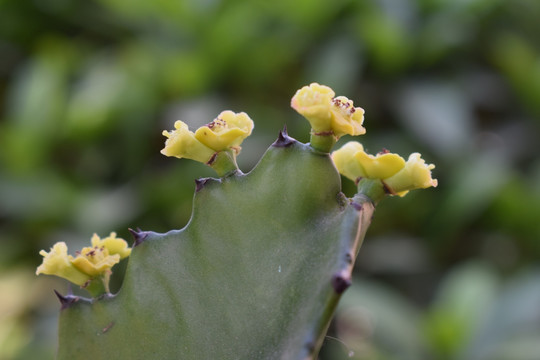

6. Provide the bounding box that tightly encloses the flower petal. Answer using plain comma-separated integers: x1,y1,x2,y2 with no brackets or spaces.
91,232,131,259
291,83,365,137
354,150,405,179
383,153,438,195
71,246,121,277
194,111,254,151
36,242,91,286
161,121,215,163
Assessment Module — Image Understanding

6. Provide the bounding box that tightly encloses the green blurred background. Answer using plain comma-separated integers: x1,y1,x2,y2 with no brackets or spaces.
1,0,540,359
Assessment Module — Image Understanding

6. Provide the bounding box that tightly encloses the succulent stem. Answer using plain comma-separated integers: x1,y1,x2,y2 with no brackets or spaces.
207,149,240,177
83,275,109,297
309,131,337,153
356,178,386,204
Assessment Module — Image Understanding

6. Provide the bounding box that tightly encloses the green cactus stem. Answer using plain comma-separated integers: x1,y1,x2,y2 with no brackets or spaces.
55,130,376,359
207,148,240,177
309,131,337,153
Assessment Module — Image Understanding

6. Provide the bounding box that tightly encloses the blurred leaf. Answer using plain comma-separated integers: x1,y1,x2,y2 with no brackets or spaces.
491,33,540,118
1,37,76,174
394,80,475,159
336,279,427,360
428,149,510,243
462,268,540,360
355,6,413,74
423,262,499,358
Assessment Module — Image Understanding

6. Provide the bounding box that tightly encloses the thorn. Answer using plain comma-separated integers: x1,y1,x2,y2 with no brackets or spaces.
350,201,363,211
337,192,348,208
54,289,80,310
344,252,353,265
304,341,316,354
331,272,351,294
128,228,148,247
195,178,211,192
272,126,296,147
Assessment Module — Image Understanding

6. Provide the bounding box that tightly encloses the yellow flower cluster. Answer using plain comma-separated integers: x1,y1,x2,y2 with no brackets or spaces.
332,141,438,196
291,83,365,138
161,110,254,163
36,232,131,288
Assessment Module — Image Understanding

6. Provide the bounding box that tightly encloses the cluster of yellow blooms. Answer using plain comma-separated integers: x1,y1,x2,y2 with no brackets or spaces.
36,233,131,292
36,83,436,291
291,82,437,195
332,142,437,196
161,110,254,163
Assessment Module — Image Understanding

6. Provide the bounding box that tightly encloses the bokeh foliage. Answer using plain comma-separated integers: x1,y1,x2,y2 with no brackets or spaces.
1,0,539,359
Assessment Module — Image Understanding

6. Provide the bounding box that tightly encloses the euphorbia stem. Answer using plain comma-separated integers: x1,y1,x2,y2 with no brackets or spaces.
208,149,240,177
309,132,337,153
356,178,386,204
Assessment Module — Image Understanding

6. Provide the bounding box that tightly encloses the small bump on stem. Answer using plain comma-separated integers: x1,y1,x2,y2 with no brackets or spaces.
304,341,316,354
331,272,352,294
344,252,353,265
350,201,363,211
54,289,80,310
336,192,349,208
128,228,148,247
272,126,296,147
195,178,211,192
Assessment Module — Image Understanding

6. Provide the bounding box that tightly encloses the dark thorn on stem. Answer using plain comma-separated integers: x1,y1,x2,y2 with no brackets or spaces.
54,289,80,310
351,201,363,212
272,126,296,147
129,228,148,247
331,272,352,294
304,341,316,354
195,178,211,192
345,252,353,265
336,192,349,209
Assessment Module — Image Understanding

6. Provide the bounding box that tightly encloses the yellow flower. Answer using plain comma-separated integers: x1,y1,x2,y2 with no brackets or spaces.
194,111,254,153
291,83,365,137
332,141,437,196
161,121,216,163
70,246,120,277
331,141,366,181
332,141,405,181
36,233,131,287
36,242,91,286
383,153,438,196
161,111,254,166
91,232,131,259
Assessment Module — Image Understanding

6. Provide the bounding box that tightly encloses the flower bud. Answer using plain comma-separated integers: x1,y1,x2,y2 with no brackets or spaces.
36,234,132,292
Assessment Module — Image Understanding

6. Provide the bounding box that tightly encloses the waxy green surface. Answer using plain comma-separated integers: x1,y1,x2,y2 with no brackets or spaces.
57,133,374,360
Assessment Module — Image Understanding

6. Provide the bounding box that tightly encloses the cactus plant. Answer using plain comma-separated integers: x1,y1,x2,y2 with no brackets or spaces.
37,83,437,359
